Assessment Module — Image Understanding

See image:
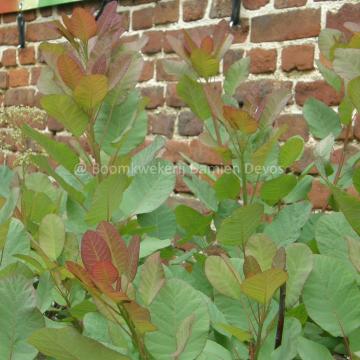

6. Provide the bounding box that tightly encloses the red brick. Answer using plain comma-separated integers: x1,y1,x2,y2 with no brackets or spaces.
210,0,231,18
183,0,207,22
149,112,176,139
163,29,183,53
166,83,185,108
282,45,314,72
0,27,18,46
327,4,360,40
2,10,36,24
230,19,250,43
9,68,29,88
121,0,156,5
248,48,277,74
141,86,165,109
223,49,244,73
0,72,8,90
4,88,35,106
26,21,61,42
156,58,181,81
243,0,270,10
178,111,203,136
140,61,154,82
163,140,191,163
276,114,309,142
274,0,307,8
295,81,343,106
132,7,154,30
291,146,317,174
1,49,17,67
331,144,359,165
251,9,321,43
31,67,42,85
154,0,179,25
308,180,329,209
18,47,36,65
235,80,293,108
142,31,163,54
190,139,223,165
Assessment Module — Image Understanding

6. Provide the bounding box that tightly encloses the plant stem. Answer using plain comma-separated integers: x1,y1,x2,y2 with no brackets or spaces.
254,315,264,360
321,122,352,212
274,284,286,349
239,150,248,205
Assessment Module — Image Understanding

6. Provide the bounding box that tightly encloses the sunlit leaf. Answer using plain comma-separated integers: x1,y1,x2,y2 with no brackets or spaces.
57,53,84,90
190,49,219,79
260,174,297,206
223,105,258,134
41,94,89,137
240,268,288,304
279,136,304,168
74,75,108,110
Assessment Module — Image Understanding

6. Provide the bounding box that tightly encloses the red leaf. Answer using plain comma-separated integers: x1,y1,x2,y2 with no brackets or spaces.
223,105,258,134
62,8,97,42
90,54,108,75
66,261,96,290
81,230,112,272
124,302,156,334
93,280,129,303
201,36,214,55
128,236,140,282
97,222,129,276
97,1,123,36
183,30,198,55
91,260,119,285
57,53,85,90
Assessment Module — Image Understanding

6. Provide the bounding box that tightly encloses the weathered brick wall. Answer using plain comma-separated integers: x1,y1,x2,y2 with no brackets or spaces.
1,0,360,207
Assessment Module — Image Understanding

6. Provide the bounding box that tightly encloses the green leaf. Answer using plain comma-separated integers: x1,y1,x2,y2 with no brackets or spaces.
259,89,291,127
297,337,333,360
116,159,175,219
265,201,312,247
316,60,342,92
0,219,30,269
349,75,360,112
205,256,242,300
339,96,354,125
224,57,250,96
177,75,211,121
28,327,128,360
145,279,210,360
283,175,313,204
175,205,212,237
354,168,360,195
95,90,147,156
246,234,277,271
183,174,218,212
285,243,313,308
0,275,44,360
216,323,251,342
303,255,360,336
41,94,89,137
139,237,171,259
22,125,79,173
347,236,360,272
86,173,130,225
214,172,241,201
197,340,232,360
240,268,288,304
74,74,108,110
318,28,342,60
303,98,341,139
139,252,165,306
30,155,85,204
217,203,263,246
138,205,176,240
332,186,360,236
333,48,360,82
260,174,297,206
315,212,359,261
39,214,65,261
190,49,219,79
279,136,304,168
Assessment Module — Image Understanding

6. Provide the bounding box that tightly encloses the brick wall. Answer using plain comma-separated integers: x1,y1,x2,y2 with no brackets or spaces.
1,0,360,208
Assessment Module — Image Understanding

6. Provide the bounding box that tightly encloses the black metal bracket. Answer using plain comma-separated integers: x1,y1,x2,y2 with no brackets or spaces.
17,1,26,48
231,0,241,27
